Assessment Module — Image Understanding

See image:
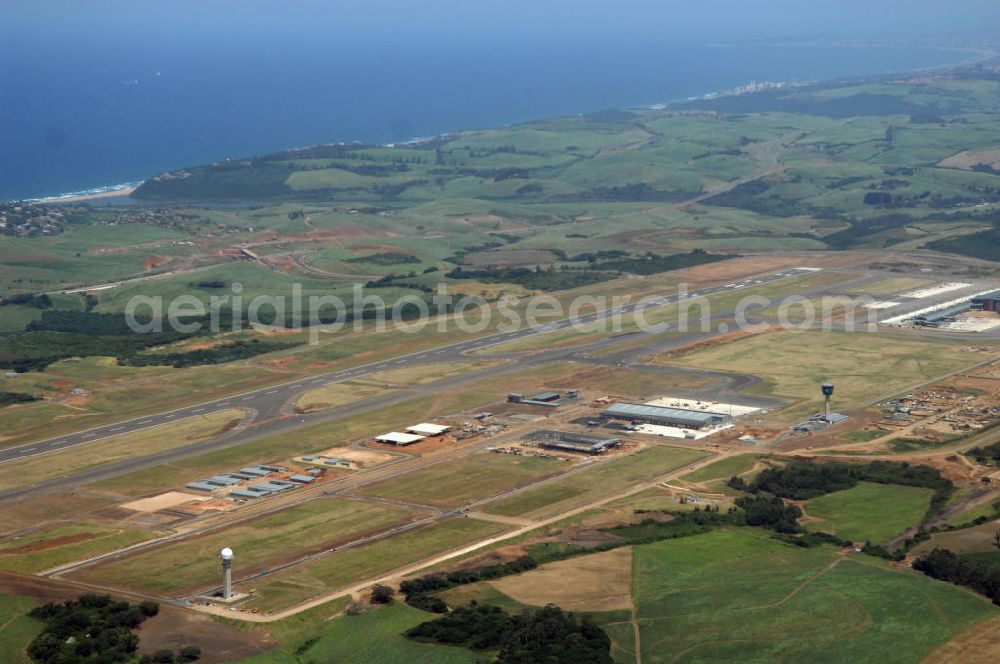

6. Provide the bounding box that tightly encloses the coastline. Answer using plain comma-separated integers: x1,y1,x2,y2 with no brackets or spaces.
14,41,994,205
28,184,139,205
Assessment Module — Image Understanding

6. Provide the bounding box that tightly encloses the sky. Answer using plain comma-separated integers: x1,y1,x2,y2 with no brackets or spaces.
3,0,1000,44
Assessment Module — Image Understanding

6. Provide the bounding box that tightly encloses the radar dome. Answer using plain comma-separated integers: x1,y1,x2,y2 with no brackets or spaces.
220,547,234,560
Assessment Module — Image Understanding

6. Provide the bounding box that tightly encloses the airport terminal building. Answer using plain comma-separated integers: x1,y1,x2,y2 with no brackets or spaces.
602,402,732,430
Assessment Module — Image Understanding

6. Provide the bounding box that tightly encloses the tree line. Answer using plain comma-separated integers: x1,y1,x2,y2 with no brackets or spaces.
407,604,613,664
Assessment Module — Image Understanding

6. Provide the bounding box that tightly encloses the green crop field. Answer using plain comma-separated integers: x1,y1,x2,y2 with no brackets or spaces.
355,453,569,509
408,527,996,664
72,498,420,595
484,446,710,518
632,529,995,663
804,482,934,543
239,602,479,664
670,330,980,417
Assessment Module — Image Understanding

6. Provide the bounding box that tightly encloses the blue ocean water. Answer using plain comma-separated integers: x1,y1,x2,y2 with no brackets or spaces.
0,37,973,201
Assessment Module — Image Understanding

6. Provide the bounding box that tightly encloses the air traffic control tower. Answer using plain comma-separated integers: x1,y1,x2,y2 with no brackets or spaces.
821,383,835,420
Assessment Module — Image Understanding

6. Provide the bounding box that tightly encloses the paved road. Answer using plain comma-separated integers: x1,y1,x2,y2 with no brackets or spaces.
0,267,815,468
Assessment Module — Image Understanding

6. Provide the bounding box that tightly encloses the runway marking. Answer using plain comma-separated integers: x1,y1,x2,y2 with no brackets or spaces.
242,395,256,401
110,427,125,432
82,433,96,439
21,447,36,453
265,390,278,395
137,419,153,424
46,441,61,446
191,408,205,413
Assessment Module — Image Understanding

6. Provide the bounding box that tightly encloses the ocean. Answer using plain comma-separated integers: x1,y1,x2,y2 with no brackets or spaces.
0,38,976,201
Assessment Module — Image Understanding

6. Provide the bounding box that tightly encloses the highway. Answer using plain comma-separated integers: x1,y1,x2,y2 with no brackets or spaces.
0,267,812,467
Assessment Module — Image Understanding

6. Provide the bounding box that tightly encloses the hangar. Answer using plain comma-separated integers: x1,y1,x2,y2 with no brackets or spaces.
602,402,732,430
523,430,621,455
407,423,451,436
376,431,425,446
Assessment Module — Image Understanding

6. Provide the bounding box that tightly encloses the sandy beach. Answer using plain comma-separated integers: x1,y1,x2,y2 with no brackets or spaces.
47,187,137,204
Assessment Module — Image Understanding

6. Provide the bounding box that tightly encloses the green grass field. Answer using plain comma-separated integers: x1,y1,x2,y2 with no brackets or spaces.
246,517,509,611
239,602,479,664
944,497,1000,527
0,523,152,574
678,454,760,484
356,453,569,509
72,498,419,595
804,482,934,543
484,446,710,518
0,408,244,491
670,330,980,417
632,529,996,663
0,594,42,664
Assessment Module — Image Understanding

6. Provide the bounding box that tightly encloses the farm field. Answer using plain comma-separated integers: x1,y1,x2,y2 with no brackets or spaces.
913,519,1000,556
71,498,420,595
484,445,711,518
631,529,997,663
423,528,996,664
246,517,510,611
491,546,633,612
239,602,479,664
355,452,570,509
943,497,1000,527
669,330,983,417
803,482,933,544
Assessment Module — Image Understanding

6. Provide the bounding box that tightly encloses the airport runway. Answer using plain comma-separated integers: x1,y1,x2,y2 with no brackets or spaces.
0,267,812,467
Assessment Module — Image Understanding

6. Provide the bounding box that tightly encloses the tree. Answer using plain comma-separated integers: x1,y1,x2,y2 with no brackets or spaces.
993,528,1000,551
139,600,160,617
371,584,396,604
178,645,202,662
151,649,175,663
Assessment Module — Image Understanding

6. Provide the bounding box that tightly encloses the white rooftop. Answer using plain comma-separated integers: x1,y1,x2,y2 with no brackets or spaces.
645,396,761,417
407,423,451,436
376,431,425,445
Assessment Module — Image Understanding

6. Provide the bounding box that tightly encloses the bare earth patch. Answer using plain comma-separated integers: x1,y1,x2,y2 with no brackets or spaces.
320,447,397,467
120,491,210,513
491,546,633,611
922,614,1000,664
938,149,1000,171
